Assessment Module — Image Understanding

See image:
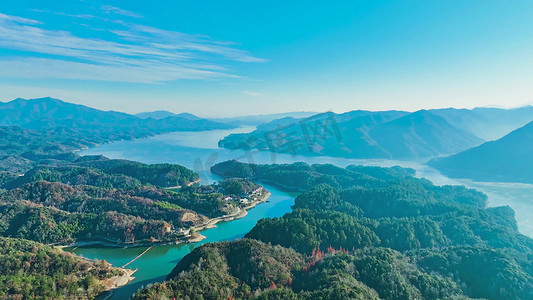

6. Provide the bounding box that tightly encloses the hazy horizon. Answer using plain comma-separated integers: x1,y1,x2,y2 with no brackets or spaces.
2,96,532,119
2,1,533,116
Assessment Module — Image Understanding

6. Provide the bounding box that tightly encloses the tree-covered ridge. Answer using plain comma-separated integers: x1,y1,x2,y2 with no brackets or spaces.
133,239,470,300
206,161,533,299
0,126,89,174
211,160,416,191
411,246,533,300
4,156,199,190
0,157,265,245
0,237,124,299
133,239,305,300
73,155,199,187
0,197,183,245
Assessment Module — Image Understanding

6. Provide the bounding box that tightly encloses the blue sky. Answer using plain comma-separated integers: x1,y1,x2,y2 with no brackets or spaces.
1,1,533,117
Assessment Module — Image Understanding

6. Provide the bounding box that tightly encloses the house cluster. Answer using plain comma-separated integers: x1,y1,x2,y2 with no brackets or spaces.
224,186,264,205
194,181,265,205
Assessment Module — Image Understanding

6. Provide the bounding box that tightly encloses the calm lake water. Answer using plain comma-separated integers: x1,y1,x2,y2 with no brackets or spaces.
71,126,533,299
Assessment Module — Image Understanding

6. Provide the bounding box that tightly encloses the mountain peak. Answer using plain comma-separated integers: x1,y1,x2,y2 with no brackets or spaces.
135,110,200,120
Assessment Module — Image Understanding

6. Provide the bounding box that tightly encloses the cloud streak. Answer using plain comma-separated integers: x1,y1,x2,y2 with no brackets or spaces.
243,90,268,98
0,11,265,83
100,5,142,19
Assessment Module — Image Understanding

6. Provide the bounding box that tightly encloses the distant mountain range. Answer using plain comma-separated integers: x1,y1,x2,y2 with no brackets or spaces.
4,97,533,173
135,110,201,120
430,106,533,141
209,111,319,126
0,97,236,174
219,106,533,160
0,97,233,135
429,120,533,184
135,110,319,126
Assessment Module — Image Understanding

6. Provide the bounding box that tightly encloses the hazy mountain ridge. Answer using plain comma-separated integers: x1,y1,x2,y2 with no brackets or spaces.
429,120,533,183
430,106,533,141
0,97,234,175
135,110,201,120
219,106,533,159
219,109,487,159
210,111,319,126
0,97,233,133
367,110,484,158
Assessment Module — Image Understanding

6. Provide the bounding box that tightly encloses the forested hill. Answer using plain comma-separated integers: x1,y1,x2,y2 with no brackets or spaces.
0,98,232,174
4,155,199,189
429,120,533,184
135,161,533,299
211,159,416,191
218,106,533,160
0,155,262,246
0,97,232,133
0,237,126,299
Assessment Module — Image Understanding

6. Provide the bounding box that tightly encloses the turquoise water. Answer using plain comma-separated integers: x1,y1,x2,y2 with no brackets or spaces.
69,182,295,299
72,127,533,298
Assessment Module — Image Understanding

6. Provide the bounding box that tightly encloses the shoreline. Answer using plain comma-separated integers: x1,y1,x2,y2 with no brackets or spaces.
99,268,137,300
210,168,306,193
183,189,272,242
58,189,271,249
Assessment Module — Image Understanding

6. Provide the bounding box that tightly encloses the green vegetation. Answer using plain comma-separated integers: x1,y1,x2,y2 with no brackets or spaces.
133,239,466,300
0,97,233,175
0,237,123,299
3,156,199,190
137,161,533,299
0,157,262,245
132,239,305,300
211,160,401,191
74,156,199,187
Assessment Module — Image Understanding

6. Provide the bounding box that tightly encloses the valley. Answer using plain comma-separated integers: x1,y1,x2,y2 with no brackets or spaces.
1,98,533,299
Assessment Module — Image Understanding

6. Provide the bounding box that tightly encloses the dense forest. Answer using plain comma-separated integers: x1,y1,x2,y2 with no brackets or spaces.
0,237,124,299
135,161,533,299
0,100,267,299
0,156,261,245
211,159,415,191
4,155,199,189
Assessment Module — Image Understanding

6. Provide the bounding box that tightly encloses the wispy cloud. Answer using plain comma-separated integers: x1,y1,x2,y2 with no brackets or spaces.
100,5,142,19
0,12,42,25
0,10,265,83
30,9,97,20
243,91,268,98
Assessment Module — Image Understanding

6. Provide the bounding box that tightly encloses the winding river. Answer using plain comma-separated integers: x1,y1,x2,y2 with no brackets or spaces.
69,126,533,299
